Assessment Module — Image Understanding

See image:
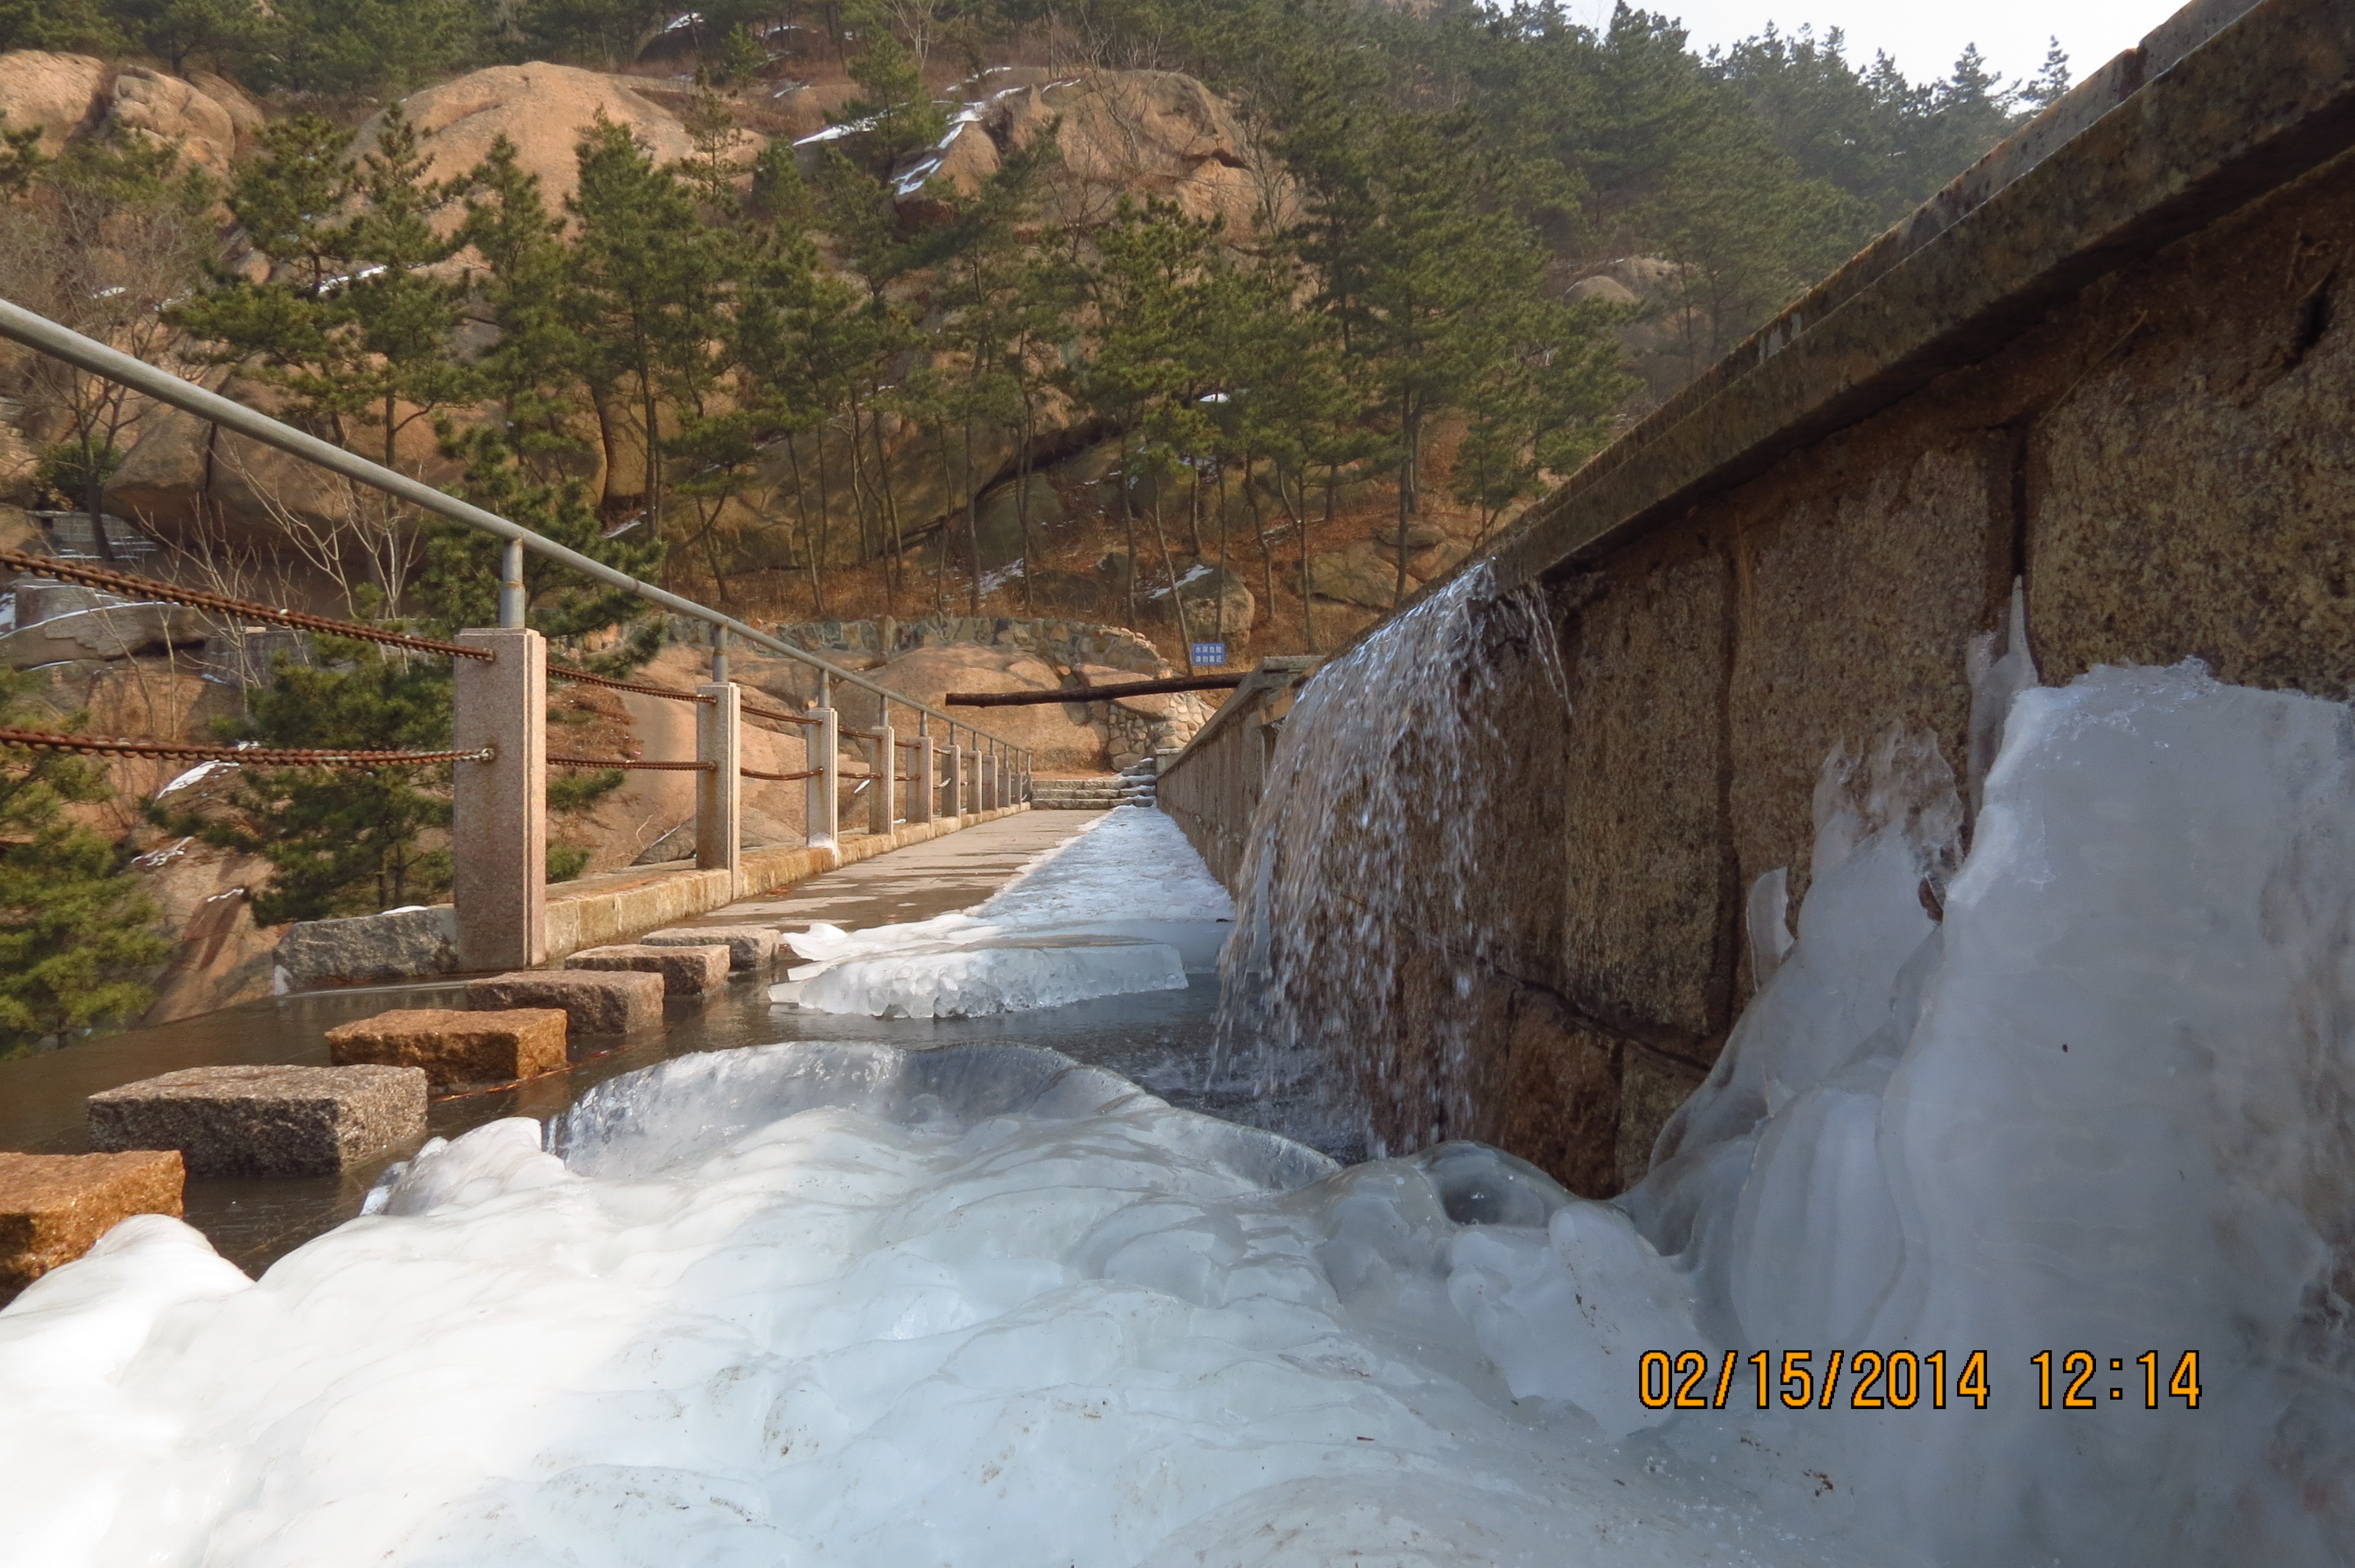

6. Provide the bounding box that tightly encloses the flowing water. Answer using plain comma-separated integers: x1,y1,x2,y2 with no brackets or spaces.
1216,565,1570,1156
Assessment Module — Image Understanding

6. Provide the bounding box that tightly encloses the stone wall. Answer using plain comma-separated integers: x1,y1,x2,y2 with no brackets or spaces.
1157,659,1319,888
1168,0,2355,1196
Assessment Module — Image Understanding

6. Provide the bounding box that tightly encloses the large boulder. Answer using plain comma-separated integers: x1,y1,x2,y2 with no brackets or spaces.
835,645,1112,774
1568,255,1704,406
365,64,755,225
1309,539,1408,609
1149,563,1254,644
0,55,257,180
987,71,1273,234
0,51,106,155
107,67,256,180
130,835,280,1027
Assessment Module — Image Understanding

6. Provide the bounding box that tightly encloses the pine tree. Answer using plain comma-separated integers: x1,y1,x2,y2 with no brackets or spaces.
154,643,459,923
0,674,168,1058
452,134,592,486
566,117,727,539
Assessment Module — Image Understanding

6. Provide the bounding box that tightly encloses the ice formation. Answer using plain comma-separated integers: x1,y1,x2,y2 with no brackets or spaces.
0,1042,1886,1568
1621,659,2355,1565
775,807,1232,1018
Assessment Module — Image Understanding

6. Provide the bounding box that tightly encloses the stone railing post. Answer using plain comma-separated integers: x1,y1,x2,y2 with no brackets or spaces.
696,680,740,891
452,626,546,971
805,705,838,848
913,734,936,824
870,723,896,835
945,739,966,818
983,743,999,811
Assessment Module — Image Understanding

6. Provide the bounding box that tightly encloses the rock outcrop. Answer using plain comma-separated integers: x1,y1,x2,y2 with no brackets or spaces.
107,368,468,557
0,53,258,179
107,66,258,180
981,71,1273,234
0,51,107,155
364,62,751,222
1568,255,1703,406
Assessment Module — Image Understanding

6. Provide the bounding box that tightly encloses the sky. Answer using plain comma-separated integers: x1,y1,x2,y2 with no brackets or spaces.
1568,1,2193,88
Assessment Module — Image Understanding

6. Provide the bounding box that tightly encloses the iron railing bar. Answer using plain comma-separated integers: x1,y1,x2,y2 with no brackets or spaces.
0,295,1032,765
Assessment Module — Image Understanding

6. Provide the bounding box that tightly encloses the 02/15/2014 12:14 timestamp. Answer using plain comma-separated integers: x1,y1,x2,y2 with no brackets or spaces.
1636,1350,2203,1411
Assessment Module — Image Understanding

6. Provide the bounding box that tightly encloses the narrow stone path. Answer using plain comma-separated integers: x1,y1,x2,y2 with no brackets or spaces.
693,810,1112,935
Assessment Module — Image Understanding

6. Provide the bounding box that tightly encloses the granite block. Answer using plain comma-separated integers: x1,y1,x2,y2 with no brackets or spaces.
466,969,664,1035
326,1007,568,1086
0,1150,184,1302
88,1065,427,1177
563,943,731,996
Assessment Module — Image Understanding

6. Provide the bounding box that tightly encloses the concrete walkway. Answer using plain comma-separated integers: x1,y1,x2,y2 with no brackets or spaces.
690,809,1111,935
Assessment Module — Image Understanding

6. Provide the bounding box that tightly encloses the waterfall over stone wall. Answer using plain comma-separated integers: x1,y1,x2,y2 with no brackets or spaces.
1216,568,1582,1167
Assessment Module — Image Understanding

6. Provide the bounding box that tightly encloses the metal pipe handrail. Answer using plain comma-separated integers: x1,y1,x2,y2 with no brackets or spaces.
0,295,1032,767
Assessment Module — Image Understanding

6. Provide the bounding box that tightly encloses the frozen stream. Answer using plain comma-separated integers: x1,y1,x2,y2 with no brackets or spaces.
3,652,2354,1563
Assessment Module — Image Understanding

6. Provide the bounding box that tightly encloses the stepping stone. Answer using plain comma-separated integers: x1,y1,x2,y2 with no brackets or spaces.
87,1065,427,1177
467,969,664,1035
0,1150,184,1303
565,942,731,996
325,1007,569,1087
639,925,779,971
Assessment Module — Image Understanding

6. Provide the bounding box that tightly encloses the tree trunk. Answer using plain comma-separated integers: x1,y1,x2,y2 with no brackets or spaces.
811,427,831,614
1152,481,1192,676
872,404,904,615
964,416,983,616
1393,401,1414,611
1245,450,1275,639
1016,396,1034,616
1214,463,1229,650
1119,449,1139,629
934,432,957,615
784,431,821,617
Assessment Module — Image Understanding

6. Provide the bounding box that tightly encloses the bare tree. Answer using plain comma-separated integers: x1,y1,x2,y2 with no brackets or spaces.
0,138,212,562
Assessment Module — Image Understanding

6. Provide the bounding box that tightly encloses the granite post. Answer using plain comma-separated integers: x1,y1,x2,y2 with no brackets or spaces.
453,626,546,971
696,680,741,891
870,723,896,835
805,705,838,848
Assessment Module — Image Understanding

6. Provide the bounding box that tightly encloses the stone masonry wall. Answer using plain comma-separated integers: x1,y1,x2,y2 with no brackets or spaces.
1165,0,2355,1197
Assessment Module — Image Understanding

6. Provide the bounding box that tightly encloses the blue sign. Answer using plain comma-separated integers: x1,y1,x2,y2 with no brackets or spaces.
1190,641,1228,667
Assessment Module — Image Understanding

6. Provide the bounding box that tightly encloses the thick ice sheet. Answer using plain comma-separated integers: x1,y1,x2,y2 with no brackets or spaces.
777,809,1232,1018
1625,661,2355,1565
0,1042,1878,1568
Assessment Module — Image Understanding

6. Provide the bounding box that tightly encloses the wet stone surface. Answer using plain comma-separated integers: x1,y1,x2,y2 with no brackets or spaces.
326,1008,568,1087
0,1150,184,1302
563,943,733,996
87,1065,427,1177
466,969,665,1035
